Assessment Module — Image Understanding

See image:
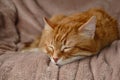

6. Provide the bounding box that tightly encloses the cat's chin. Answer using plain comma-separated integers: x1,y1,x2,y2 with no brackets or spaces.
51,56,85,66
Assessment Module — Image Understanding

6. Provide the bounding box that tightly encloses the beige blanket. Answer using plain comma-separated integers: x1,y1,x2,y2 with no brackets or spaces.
0,0,120,80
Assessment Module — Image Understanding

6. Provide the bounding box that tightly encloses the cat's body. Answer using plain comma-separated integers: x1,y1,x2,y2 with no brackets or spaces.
23,9,119,65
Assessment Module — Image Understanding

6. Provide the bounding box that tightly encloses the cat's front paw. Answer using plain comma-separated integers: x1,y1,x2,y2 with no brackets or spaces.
21,48,40,53
50,56,85,66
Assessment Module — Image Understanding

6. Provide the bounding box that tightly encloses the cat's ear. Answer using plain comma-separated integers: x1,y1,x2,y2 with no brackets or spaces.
43,17,54,30
78,16,96,39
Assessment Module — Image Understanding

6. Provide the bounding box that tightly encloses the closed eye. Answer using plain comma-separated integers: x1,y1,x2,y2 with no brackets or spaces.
48,46,54,52
62,47,73,52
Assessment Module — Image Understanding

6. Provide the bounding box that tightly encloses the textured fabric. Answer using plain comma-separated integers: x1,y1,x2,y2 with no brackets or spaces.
0,0,18,53
0,0,120,80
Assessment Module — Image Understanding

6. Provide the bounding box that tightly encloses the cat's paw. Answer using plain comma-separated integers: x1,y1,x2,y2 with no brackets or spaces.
50,56,85,66
21,48,40,53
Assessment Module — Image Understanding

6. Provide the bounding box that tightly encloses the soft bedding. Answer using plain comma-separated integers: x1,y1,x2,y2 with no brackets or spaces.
0,0,120,80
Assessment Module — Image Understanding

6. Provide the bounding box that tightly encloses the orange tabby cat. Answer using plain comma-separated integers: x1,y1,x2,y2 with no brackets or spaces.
24,8,119,65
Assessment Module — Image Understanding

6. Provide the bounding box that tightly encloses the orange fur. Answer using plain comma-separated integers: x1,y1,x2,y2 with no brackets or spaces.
24,8,119,65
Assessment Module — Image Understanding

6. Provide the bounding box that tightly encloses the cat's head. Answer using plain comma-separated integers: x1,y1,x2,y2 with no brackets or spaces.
39,16,97,66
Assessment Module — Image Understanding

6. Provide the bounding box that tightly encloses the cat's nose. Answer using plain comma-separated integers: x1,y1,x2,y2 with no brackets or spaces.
53,58,59,62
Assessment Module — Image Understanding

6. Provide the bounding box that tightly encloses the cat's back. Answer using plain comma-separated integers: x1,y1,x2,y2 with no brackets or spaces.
72,8,119,46
86,9,119,45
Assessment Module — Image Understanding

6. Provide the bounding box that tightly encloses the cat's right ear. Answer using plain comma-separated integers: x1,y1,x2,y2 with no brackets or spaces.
78,16,96,39
43,17,54,30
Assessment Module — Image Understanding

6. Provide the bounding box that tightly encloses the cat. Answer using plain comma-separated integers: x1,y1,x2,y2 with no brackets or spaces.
23,8,119,66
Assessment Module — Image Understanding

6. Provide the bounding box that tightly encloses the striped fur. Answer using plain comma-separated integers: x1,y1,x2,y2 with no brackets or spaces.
32,9,119,65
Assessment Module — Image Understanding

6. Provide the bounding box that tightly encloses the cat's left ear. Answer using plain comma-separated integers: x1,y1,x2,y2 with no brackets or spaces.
78,16,96,39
